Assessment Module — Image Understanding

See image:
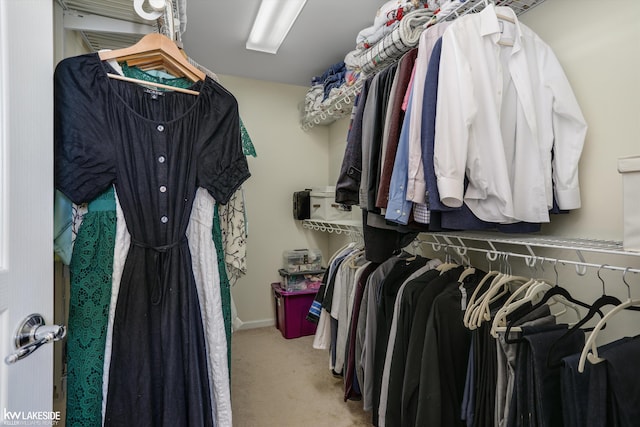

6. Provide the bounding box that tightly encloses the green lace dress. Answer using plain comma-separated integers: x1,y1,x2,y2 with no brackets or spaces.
66,188,116,426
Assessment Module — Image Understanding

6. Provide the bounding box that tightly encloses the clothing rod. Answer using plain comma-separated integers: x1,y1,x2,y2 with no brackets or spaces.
419,240,640,275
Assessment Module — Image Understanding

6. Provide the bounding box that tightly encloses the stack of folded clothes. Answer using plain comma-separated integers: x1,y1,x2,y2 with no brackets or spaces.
304,58,362,118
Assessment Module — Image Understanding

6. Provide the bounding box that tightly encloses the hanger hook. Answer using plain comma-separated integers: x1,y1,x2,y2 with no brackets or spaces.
525,255,537,275
553,259,559,286
623,267,632,299
597,264,608,295
524,255,536,268
485,251,494,271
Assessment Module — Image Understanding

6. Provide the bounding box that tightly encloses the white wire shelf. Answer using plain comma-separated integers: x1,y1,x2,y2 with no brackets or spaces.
302,219,363,237
422,231,634,257
419,231,640,274
300,79,363,131
303,220,640,274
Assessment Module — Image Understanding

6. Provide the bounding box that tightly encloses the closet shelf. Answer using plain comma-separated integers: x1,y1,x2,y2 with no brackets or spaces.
304,219,640,274
421,232,640,275
299,0,547,131
302,219,363,237
58,0,184,51
421,231,637,258
300,79,364,131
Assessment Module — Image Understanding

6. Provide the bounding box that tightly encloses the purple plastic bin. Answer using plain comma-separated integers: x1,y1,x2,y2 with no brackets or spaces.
271,282,318,339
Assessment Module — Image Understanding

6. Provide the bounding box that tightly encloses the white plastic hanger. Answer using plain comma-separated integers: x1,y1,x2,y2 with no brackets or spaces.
464,270,501,328
458,266,476,284
473,271,529,329
490,278,547,337
578,268,640,372
463,251,503,328
435,248,458,274
468,254,519,328
493,260,586,337
578,297,640,372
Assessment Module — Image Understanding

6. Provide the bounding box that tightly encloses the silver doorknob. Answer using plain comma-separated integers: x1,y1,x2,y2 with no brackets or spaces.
4,314,66,365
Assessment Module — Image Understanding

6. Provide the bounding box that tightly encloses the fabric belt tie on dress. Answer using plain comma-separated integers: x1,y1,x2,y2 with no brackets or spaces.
131,237,187,253
131,237,187,304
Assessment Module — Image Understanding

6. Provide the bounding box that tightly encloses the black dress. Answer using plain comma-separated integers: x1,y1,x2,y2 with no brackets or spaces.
54,53,250,426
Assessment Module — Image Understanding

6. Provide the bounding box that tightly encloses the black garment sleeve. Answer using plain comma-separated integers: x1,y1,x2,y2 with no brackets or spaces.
335,77,373,205
54,55,116,204
197,82,250,205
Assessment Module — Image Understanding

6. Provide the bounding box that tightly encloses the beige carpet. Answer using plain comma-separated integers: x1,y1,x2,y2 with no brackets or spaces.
231,327,371,427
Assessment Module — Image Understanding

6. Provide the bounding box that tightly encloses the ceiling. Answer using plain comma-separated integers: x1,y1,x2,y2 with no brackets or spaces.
182,0,384,86
62,0,387,88
182,0,385,87
61,1,551,88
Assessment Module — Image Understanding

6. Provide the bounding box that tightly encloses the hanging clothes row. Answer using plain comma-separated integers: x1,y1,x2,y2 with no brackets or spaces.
54,33,252,427
460,259,640,427
336,4,587,254
311,240,640,427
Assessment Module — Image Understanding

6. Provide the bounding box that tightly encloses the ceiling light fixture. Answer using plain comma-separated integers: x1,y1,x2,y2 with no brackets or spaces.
246,0,307,54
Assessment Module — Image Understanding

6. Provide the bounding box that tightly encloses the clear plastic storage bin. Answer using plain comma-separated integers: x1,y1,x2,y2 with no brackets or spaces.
282,249,323,273
278,269,324,292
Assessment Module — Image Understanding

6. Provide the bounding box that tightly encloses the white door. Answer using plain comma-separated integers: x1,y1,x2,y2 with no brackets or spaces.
0,0,55,424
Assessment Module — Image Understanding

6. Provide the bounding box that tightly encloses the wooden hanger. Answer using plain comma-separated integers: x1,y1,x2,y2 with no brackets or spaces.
495,7,515,47
496,12,515,24
99,33,205,95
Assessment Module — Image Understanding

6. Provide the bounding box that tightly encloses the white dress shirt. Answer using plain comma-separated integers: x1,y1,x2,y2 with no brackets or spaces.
434,5,587,223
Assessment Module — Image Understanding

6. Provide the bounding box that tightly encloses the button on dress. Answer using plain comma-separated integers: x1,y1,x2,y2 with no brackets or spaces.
54,53,251,427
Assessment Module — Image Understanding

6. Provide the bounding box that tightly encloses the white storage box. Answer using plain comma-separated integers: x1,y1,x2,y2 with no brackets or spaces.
618,155,640,251
310,186,352,221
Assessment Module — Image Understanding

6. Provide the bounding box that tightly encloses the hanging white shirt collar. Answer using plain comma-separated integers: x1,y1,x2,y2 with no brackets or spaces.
479,4,524,53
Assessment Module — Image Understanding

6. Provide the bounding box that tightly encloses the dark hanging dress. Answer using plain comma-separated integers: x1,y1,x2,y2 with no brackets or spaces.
54,53,250,427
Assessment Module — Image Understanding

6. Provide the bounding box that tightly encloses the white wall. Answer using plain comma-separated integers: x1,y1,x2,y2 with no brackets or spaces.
328,117,350,185
216,75,331,328
325,0,640,344
520,0,640,241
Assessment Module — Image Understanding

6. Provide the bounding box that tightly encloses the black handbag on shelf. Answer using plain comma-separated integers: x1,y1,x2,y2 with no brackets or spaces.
293,190,311,220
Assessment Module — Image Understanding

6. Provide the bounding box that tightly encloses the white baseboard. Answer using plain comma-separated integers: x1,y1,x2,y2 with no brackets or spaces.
234,318,275,331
